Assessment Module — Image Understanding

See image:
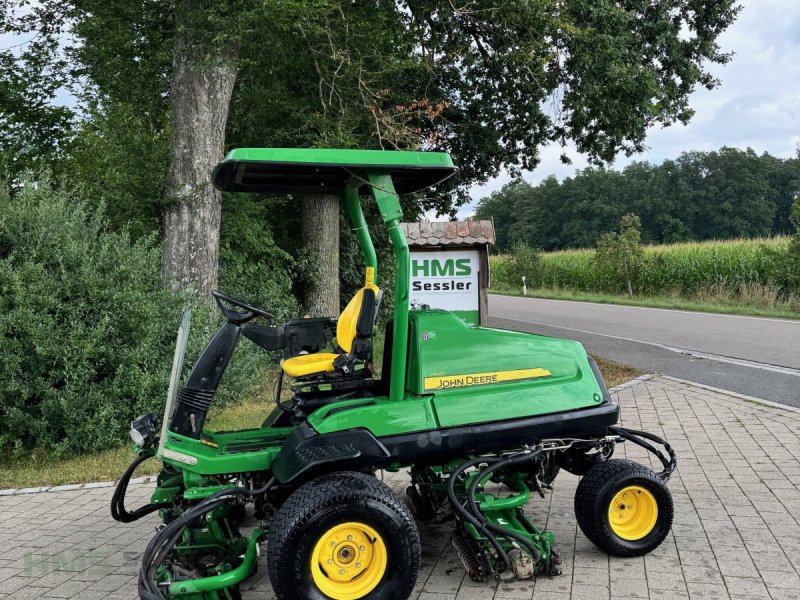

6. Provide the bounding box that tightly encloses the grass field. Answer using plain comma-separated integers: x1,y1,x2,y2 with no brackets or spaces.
491,237,799,317
0,358,640,489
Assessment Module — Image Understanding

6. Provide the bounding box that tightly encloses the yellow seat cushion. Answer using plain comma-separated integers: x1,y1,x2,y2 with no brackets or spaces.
281,353,339,378
281,284,379,379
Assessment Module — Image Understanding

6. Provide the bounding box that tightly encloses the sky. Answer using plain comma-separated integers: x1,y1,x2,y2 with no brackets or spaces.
462,0,800,217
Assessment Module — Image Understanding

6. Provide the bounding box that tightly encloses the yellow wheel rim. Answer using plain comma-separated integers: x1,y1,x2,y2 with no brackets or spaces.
310,522,388,600
608,485,658,541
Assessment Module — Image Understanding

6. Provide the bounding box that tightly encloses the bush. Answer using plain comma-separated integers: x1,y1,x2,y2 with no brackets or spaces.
509,242,541,288
595,214,645,297
0,179,195,456
218,194,298,323
784,196,800,291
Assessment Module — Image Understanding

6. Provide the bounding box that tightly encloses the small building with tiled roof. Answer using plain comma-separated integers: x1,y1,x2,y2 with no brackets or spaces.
400,220,494,326
400,220,495,247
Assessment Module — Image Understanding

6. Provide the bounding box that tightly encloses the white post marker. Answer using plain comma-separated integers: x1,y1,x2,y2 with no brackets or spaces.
522,276,527,296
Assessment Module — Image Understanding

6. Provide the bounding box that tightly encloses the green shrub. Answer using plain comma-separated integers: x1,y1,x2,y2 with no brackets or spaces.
0,179,195,456
784,196,800,291
509,243,541,288
595,214,645,297
218,194,298,323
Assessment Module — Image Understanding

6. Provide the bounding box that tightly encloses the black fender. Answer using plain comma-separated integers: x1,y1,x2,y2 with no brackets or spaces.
271,422,391,483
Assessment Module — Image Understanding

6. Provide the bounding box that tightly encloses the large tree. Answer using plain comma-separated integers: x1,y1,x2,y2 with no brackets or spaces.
2,0,741,308
160,2,239,296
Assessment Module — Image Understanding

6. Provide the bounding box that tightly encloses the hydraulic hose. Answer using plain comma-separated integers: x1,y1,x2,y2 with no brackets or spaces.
466,448,544,562
111,453,170,523
609,426,677,481
138,477,277,600
447,456,512,572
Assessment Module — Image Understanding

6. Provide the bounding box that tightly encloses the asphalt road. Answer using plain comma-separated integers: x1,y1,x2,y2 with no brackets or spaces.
488,294,800,408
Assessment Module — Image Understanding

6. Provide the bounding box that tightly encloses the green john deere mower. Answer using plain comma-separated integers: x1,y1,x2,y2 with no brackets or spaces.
113,148,676,600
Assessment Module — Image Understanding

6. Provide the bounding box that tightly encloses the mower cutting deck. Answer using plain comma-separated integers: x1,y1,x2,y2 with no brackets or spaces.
113,148,676,600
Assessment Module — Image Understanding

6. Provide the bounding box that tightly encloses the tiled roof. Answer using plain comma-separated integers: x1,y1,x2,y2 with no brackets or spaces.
400,220,495,246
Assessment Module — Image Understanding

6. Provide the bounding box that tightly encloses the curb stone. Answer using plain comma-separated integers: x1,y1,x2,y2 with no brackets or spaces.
660,374,800,414
608,373,655,393
0,475,158,496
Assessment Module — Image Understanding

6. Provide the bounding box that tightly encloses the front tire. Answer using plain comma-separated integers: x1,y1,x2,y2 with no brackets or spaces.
267,471,420,600
574,459,673,557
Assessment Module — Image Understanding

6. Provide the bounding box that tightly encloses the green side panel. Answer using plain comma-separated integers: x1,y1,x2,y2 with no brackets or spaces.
307,395,438,437
160,428,289,475
406,309,604,428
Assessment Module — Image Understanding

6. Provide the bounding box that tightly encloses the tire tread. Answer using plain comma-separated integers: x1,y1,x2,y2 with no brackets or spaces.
574,459,673,558
267,471,420,600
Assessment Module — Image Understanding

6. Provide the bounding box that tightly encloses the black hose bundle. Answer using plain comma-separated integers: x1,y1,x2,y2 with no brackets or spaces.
137,477,276,600
609,426,677,481
111,453,170,523
447,455,511,571
447,447,544,575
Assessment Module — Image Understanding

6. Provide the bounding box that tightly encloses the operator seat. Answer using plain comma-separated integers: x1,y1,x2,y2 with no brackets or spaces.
281,284,379,378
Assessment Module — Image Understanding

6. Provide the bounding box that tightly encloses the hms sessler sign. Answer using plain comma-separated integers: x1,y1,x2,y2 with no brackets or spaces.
411,256,473,291
409,249,479,312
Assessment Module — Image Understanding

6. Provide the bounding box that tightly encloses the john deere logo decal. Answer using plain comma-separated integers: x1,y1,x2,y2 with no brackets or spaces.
424,368,552,391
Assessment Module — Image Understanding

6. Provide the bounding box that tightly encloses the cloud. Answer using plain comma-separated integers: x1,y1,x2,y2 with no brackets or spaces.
463,0,800,217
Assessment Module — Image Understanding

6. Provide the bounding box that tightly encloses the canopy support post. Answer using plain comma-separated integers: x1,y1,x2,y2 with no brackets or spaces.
344,181,378,285
366,171,408,402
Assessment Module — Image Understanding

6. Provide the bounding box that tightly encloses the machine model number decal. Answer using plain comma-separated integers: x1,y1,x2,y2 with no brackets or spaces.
424,368,552,391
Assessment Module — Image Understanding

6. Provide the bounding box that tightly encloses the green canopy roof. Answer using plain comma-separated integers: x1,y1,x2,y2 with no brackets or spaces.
211,148,456,195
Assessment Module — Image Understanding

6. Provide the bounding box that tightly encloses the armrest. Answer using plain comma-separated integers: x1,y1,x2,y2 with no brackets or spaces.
283,318,337,358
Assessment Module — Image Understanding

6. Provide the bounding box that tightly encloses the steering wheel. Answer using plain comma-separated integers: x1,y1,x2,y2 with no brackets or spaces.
211,290,273,324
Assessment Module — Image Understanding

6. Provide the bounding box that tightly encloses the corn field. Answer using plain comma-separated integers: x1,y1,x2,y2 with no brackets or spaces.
490,237,793,297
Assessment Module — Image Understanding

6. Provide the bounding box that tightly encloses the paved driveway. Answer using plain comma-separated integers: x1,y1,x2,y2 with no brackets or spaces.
1,376,799,600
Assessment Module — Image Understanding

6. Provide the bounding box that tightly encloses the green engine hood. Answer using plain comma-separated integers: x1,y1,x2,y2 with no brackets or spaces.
407,310,605,428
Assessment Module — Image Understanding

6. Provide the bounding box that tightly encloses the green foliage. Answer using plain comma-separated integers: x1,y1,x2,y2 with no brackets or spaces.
59,101,171,239
478,148,800,253
490,238,793,298
0,2,75,177
218,194,298,322
784,195,800,290
3,0,740,211
0,179,195,456
509,243,541,288
402,0,739,195
596,214,645,297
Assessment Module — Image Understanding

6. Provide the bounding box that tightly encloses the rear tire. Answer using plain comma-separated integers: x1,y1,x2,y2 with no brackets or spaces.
574,459,673,557
267,471,420,600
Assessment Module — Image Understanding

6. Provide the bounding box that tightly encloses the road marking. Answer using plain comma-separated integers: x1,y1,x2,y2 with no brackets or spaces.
660,346,800,377
491,315,800,377
490,294,800,325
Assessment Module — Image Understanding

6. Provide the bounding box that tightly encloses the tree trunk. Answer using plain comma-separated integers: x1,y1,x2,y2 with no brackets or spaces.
301,194,340,316
161,19,237,297
626,277,634,298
